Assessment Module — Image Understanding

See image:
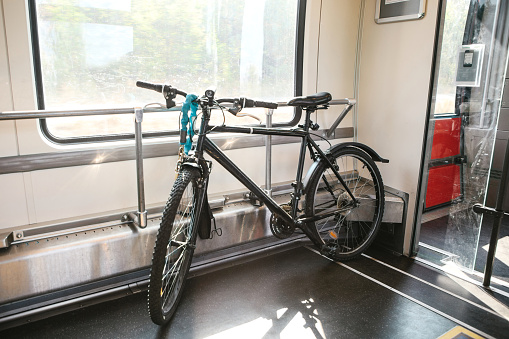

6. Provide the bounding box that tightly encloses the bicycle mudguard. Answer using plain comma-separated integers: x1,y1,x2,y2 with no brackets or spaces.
302,142,388,193
180,161,213,240
331,142,389,163
198,191,213,239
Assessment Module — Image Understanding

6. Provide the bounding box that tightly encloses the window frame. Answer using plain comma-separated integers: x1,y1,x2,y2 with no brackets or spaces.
28,0,306,145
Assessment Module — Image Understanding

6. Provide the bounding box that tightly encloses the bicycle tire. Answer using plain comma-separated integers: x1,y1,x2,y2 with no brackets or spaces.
148,168,201,325
304,146,384,261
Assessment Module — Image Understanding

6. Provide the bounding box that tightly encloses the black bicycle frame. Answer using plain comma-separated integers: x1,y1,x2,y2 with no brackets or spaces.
190,105,356,237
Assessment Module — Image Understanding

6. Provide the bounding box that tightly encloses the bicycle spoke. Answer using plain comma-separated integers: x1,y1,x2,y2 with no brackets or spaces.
306,149,384,260
148,168,201,325
161,253,186,306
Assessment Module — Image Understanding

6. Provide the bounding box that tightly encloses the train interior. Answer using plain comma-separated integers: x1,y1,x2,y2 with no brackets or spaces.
1,0,509,338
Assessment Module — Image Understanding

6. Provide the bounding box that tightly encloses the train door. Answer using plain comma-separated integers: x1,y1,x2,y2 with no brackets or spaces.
416,0,509,282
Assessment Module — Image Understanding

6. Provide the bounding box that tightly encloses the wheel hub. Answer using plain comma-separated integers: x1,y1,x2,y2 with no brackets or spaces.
337,192,358,209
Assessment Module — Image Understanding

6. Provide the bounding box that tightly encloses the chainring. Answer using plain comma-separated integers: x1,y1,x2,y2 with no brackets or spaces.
270,213,295,239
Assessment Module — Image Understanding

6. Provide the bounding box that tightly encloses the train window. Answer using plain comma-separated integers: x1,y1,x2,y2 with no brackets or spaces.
432,0,470,116
30,0,305,144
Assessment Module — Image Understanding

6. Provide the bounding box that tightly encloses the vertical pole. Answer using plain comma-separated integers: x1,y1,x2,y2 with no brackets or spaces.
134,107,147,228
265,108,274,197
483,138,509,287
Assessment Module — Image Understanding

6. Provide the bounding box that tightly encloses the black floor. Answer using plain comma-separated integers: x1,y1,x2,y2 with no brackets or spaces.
420,213,509,284
1,246,509,338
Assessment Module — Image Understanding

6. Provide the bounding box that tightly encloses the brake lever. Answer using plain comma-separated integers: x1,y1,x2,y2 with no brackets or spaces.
163,85,177,108
228,98,244,115
236,112,262,123
228,107,240,115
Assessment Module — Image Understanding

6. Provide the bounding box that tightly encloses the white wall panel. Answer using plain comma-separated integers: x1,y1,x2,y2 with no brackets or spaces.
302,0,321,95
26,144,306,225
316,0,361,130
3,0,36,112
0,1,18,157
30,163,138,223
0,121,18,157
358,0,439,255
0,174,29,228
206,147,266,194
143,156,176,205
2,0,58,155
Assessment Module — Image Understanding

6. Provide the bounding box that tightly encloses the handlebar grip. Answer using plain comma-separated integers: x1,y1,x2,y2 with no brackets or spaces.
136,81,163,93
175,89,188,97
254,100,278,109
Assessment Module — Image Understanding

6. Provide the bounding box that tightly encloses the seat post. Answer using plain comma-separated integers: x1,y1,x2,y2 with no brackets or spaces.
290,106,316,218
301,106,316,132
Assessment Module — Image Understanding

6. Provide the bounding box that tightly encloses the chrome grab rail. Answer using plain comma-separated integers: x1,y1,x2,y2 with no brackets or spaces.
125,108,148,228
265,108,274,197
0,99,353,120
0,107,150,120
0,98,355,229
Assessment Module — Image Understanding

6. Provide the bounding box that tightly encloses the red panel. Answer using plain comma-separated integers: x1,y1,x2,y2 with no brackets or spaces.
430,117,461,160
425,164,461,208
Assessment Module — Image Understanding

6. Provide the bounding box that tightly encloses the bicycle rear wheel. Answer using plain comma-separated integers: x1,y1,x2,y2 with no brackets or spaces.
305,147,384,261
148,168,201,325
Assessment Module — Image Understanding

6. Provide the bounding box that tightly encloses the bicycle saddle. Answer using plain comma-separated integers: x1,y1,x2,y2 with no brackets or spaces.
287,92,332,107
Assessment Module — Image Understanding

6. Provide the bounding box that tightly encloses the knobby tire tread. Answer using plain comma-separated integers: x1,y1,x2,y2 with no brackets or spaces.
148,168,200,325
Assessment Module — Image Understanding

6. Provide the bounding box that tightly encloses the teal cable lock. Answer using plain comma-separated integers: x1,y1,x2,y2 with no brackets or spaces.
180,94,199,155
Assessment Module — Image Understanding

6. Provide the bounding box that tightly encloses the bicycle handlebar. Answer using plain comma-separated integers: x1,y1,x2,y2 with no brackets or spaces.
251,100,278,110
217,98,278,114
136,81,188,97
136,80,278,113
136,81,163,92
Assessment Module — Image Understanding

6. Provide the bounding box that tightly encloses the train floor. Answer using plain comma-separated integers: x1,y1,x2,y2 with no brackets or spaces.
1,245,509,339
420,211,509,284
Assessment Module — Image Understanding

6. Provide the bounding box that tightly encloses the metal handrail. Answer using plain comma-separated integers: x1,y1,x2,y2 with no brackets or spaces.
0,98,355,230
0,99,353,120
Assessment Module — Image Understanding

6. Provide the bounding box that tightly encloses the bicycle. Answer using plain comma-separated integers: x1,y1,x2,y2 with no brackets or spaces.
136,81,388,325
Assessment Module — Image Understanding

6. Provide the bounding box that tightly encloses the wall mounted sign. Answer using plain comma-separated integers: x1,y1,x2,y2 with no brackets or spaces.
456,44,485,87
375,0,427,24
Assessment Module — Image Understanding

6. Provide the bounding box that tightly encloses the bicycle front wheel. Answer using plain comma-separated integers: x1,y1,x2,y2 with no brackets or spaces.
305,147,384,261
148,168,201,325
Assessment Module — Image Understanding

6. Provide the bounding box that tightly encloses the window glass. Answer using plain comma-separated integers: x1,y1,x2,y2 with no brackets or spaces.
433,0,470,115
34,0,300,140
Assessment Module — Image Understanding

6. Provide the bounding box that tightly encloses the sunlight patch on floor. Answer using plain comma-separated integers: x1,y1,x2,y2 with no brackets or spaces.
442,261,509,321
482,235,509,268
204,303,327,339
280,310,327,339
204,317,273,339
277,307,288,319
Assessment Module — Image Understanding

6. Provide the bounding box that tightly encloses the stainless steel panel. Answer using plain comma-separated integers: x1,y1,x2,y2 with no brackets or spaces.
314,190,403,224
0,194,284,304
0,221,155,304
0,187,405,304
